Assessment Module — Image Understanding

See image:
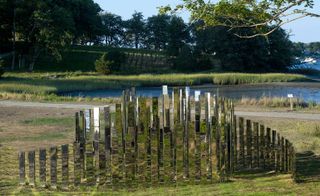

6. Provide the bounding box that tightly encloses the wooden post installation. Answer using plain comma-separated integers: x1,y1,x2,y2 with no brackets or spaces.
205,93,212,180
194,90,201,181
50,146,57,188
28,151,35,186
19,151,25,185
39,148,46,187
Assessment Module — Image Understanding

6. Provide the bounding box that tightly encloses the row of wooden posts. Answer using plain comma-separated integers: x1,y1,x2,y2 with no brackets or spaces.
19,86,295,188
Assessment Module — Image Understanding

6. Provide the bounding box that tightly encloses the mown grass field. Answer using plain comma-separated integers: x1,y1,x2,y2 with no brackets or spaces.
1,106,320,195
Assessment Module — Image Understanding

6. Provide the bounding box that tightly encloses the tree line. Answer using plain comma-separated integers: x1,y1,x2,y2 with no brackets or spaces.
0,0,299,72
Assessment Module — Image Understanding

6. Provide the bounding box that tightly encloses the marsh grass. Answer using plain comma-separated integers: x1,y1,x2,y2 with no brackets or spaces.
237,96,320,109
0,72,308,97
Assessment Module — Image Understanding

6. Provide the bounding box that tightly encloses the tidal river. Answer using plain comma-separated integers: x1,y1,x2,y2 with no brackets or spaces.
64,83,320,103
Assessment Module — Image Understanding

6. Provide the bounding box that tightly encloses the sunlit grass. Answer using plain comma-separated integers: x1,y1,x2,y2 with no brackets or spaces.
0,72,308,96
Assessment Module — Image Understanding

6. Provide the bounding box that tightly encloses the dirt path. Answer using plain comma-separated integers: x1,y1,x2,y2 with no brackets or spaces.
1,100,320,120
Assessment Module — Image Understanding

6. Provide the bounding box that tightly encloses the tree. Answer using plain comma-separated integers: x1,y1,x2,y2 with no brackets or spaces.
101,12,125,47
192,22,294,72
167,15,190,56
67,0,103,44
145,14,170,50
161,0,319,38
125,12,145,49
95,53,111,75
15,0,75,71
0,60,5,78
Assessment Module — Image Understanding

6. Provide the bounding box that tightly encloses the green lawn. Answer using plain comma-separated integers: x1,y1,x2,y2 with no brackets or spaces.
1,113,320,195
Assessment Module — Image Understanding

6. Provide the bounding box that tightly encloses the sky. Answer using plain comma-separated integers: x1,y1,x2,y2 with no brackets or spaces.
94,0,320,43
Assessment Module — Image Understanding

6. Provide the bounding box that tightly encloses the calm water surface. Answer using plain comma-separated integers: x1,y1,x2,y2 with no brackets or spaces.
64,84,320,103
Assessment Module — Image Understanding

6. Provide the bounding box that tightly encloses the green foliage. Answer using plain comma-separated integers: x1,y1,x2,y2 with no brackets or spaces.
162,0,317,38
95,51,126,74
106,50,126,72
0,60,5,78
95,53,112,75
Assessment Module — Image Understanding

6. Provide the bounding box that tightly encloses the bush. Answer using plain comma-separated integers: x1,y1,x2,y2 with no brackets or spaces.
95,51,126,74
106,50,126,72
95,54,112,75
0,60,5,78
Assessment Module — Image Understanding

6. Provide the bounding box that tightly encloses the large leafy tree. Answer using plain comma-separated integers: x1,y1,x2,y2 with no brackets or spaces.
101,12,125,47
167,15,190,56
15,0,75,71
125,12,146,49
161,0,319,38
0,0,103,71
192,23,294,71
145,14,170,50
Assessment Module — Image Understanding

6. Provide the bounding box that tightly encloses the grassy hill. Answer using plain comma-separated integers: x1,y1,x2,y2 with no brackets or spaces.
34,46,171,73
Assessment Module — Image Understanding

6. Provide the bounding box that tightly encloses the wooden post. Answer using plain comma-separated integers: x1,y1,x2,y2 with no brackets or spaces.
205,93,212,180
194,90,201,181
259,125,265,169
285,139,289,172
93,107,100,170
271,130,276,171
276,133,281,172
75,112,80,142
266,128,271,170
73,142,81,186
50,147,57,188
183,97,189,179
246,120,252,169
239,117,245,168
19,152,25,185
79,111,85,179
61,144,69,187
128,99,136,181
104,106,111,183
28,151,35,186
171,90,177,182
253,122,259,169
39,149,46,187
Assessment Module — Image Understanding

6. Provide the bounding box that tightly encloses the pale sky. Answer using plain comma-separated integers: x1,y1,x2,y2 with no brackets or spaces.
94,0,320,43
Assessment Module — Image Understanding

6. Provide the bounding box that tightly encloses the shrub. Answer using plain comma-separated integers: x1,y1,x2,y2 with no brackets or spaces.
0,60,5,78
95,54,112,75
106,50,126,72
95,51,126,74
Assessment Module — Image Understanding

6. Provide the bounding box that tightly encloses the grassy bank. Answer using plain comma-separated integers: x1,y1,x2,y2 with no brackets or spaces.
1,107,320,194
0,72,309,97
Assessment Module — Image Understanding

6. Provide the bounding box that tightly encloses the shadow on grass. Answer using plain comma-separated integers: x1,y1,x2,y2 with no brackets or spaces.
295,151,320,183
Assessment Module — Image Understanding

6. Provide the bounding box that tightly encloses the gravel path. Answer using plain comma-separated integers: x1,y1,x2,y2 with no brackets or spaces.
1,100,320,120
